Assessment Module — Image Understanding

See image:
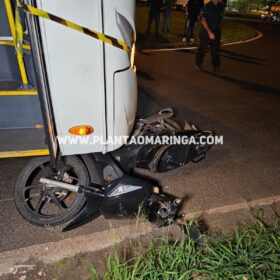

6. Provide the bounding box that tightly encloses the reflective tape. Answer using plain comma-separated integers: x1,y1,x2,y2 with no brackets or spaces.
18,1,131,53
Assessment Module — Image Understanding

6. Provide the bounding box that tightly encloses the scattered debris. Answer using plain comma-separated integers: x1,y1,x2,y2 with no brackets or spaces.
38,270,46,277
9,265,35,275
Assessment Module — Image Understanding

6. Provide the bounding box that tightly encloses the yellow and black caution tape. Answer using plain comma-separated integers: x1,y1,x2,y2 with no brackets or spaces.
17,0,131,53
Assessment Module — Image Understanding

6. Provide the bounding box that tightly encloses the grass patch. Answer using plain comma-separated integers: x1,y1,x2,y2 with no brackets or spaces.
136,6,258,49
89,220,280,279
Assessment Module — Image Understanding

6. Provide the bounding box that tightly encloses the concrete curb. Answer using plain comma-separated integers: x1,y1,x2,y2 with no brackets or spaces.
183,194,280,220
141,31,263,53
1,193,280,276
0,223,155,276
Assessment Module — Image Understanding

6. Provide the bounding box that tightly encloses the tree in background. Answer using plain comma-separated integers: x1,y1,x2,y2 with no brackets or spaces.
228,0,271,12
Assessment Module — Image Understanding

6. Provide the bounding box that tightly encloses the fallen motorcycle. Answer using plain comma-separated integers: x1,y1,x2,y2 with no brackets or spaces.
14,108,213,231
7,0,213,232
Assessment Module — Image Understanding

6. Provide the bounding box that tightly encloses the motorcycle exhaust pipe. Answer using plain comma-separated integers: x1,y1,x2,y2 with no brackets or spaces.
39,178,106,197
40,178,80,192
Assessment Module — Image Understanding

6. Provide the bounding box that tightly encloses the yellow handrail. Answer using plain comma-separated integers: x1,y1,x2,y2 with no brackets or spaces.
0,40,31,50
0,90,37,96
4,0,29,87
0,149,50,159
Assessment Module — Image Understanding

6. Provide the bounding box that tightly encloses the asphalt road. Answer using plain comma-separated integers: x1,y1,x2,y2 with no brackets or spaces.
1,21,280,253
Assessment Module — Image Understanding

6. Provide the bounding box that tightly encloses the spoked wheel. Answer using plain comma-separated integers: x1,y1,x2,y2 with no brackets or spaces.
14,156,89,227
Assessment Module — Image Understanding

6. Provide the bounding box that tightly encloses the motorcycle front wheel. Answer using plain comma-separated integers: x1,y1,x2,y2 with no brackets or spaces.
14,156,89,227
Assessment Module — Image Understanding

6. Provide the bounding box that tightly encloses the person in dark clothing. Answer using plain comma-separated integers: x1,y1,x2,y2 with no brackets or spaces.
184,0,204,43
146,0,163,36
162,0,176,33
219,0,228,17
195,0,224,72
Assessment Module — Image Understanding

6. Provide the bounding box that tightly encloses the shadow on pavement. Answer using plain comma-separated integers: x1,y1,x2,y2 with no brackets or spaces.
203,70,280,97
220,49,267,62
137,86,161,118
220,49,266,65
177,48,266,65
137,69,155,81
220,53,266,65
176,49,196,54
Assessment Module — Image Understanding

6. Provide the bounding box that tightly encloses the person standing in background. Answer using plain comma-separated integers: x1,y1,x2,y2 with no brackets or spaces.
162,0,177,33
195,0,223,72
219,0,228,18
183,0,204,44
146,0,163,36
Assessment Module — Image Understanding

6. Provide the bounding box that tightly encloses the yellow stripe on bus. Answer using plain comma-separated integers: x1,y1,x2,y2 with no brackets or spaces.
0,149,50,159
